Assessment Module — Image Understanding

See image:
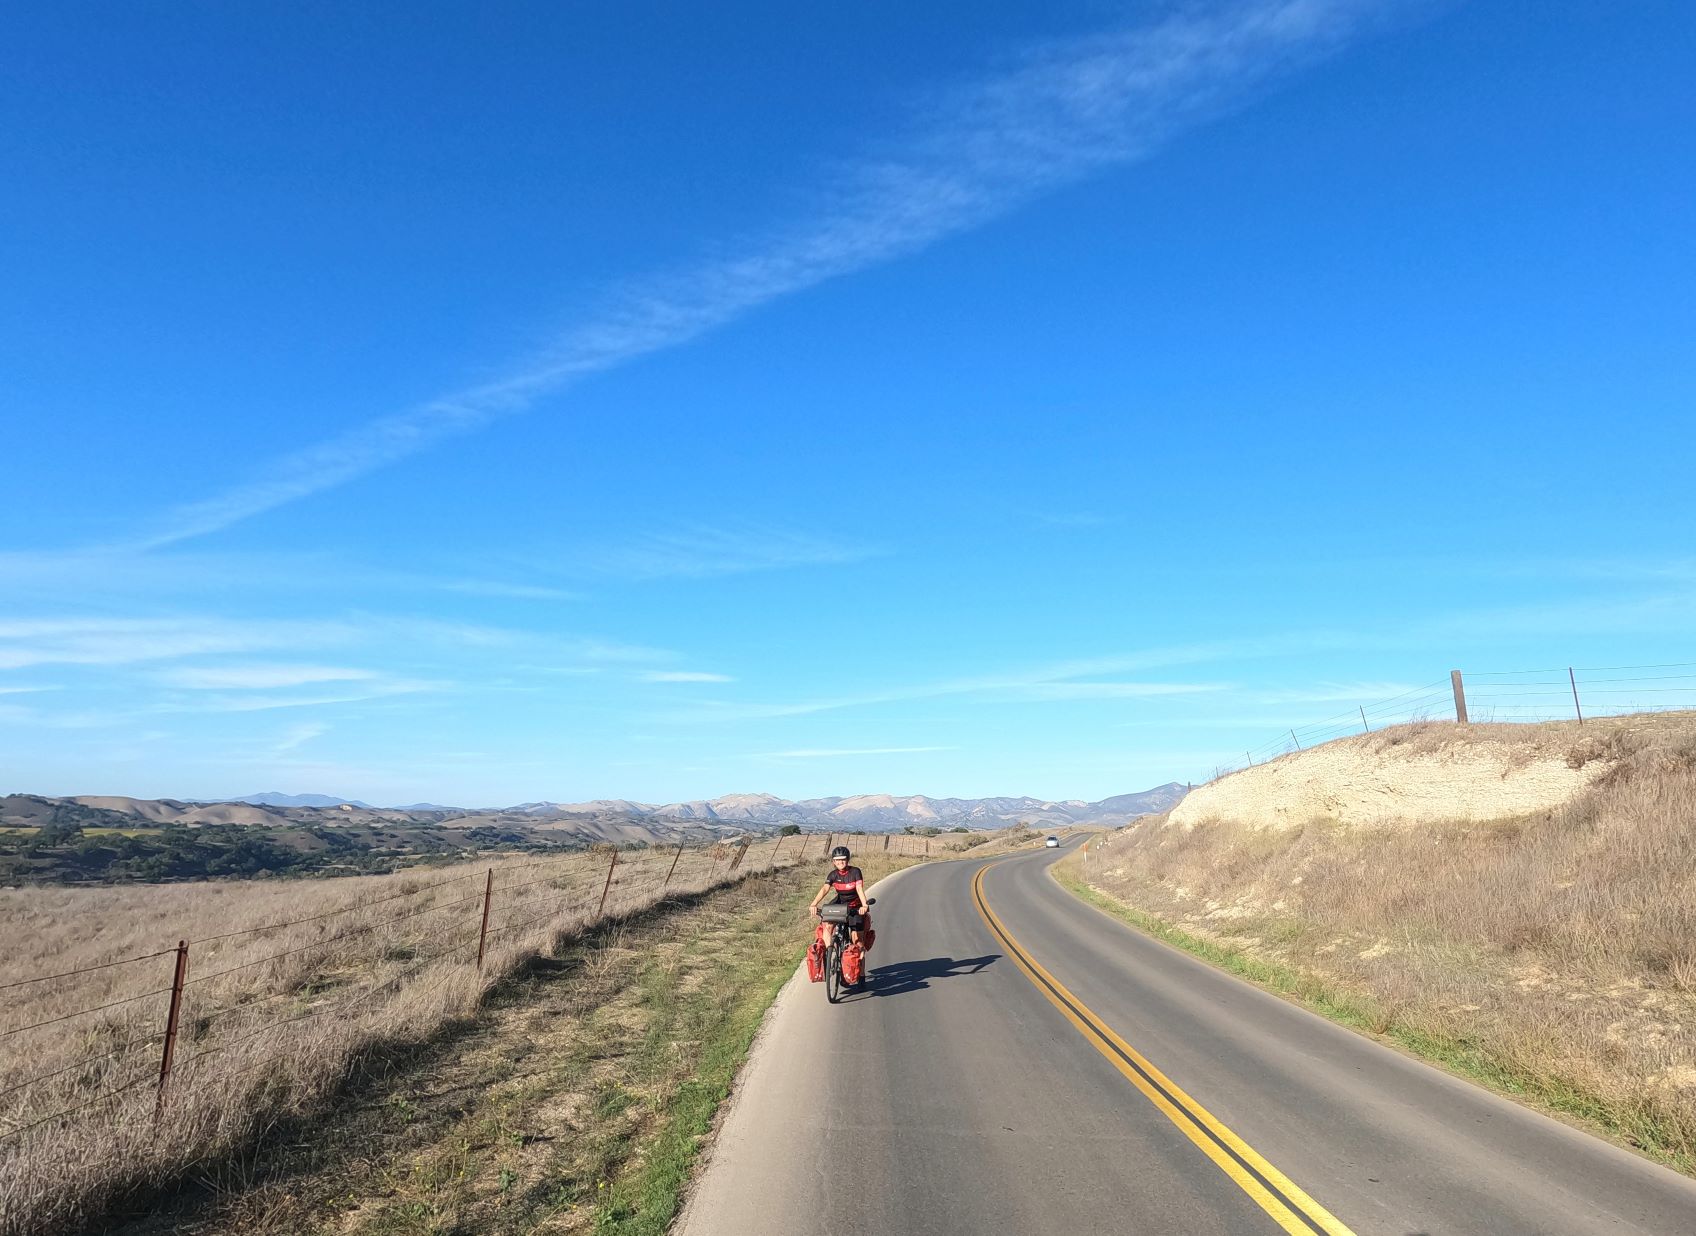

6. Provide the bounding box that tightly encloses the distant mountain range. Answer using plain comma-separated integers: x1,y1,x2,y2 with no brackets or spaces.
2,784,1186,840
237,794,459,813
238,792,375,809
503,785,1188,830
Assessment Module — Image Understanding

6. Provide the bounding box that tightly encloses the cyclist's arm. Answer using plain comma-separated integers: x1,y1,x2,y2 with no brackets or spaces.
854,879,869,910
808,883,831,915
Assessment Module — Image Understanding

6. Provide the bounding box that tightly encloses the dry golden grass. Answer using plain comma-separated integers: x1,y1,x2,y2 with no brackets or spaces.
104,852,921,1236
0,830,882,1236
1081,711,1696,1166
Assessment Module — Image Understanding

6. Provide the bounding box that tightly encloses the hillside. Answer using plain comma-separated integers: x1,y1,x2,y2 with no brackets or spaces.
238,792,376,809
513,783,1188,830
3,783,1187,839
0,780,1187,886
1079,709,1696,1171
0,798,765,885
1,778,1147,884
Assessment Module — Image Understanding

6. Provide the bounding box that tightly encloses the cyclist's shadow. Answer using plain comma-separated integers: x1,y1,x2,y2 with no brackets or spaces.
863,954,998,997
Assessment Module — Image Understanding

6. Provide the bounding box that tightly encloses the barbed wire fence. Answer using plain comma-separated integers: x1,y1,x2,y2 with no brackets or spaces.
1195,661,1696,787
0,827,931,1229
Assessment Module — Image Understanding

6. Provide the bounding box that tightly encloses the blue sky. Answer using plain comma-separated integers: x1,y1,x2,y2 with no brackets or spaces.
3,1,1693,807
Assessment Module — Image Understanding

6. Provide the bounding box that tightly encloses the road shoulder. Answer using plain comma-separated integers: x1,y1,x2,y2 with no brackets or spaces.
1048,854,1696,1181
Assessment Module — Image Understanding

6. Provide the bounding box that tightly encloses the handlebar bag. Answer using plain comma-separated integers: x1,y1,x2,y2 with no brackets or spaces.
818,903,852,924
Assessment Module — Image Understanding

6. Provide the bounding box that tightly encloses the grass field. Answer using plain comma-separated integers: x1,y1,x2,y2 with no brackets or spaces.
97,852,918,1235
2,832,915,1235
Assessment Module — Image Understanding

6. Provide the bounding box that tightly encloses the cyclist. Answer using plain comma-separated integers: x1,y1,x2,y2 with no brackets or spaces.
809,845,872,965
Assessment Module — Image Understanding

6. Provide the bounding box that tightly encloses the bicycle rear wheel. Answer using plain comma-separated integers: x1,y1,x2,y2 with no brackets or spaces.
825,937,843,1004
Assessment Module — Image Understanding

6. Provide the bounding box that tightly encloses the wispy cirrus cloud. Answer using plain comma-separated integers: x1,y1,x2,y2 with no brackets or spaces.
0,613,680,739
0,548,586,611
177,680,440,713
661,643,1277,723
577,524,876,582
1017,681,1227,700
428,578,581,601
109,0,1398,550
273,723,329,754
1250,680,1433,705
152,664,380,690
752,746,959,760
0,617,354,671
640,670,735,684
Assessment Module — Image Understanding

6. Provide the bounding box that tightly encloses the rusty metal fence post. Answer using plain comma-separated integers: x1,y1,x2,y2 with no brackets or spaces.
475,868,494,969
770,834,784,867
596,848,619,919
154,939,189,1120
1569,667,1584,724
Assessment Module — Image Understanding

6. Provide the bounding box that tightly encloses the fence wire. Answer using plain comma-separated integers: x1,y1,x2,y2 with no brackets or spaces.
1201,660,1696,785
0,832,880,1151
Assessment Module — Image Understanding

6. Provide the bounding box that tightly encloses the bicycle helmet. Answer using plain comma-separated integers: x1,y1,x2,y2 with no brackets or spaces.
830,845,851,860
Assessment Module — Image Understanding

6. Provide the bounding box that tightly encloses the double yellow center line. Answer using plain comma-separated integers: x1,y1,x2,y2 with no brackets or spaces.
971,860,1355,1236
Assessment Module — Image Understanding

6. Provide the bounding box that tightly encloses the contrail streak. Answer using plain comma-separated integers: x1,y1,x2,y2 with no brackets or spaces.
122,0,1406,551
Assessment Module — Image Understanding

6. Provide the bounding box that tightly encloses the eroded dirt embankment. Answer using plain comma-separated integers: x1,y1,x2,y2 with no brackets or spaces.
1171,719,1629,830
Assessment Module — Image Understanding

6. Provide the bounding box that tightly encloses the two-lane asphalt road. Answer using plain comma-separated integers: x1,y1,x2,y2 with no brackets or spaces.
677,844,1696,1235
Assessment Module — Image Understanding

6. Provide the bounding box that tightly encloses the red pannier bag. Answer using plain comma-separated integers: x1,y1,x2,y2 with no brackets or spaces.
860,926,875,953
806,939,826,983
842,942,864,985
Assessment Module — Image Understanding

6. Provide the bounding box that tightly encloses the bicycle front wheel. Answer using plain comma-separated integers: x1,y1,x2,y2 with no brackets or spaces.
825,938,843,1004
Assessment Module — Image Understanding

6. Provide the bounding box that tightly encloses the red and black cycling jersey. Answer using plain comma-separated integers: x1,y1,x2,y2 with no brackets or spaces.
825,864,865,907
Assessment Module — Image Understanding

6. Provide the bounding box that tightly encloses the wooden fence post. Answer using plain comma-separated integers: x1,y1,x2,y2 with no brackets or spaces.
475,868,494,969
1451,669,1469,724
770,834,784,866
661,840,685,891
596,849,619,919
154,940,190,1121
